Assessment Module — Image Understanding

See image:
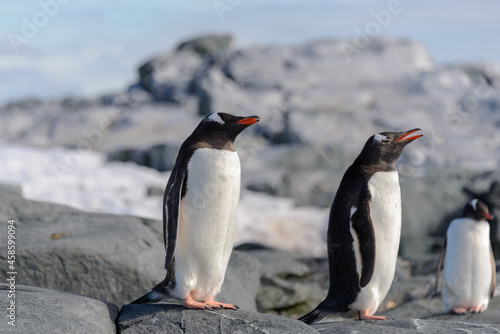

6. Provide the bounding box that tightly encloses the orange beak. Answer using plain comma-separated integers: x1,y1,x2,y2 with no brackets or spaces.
483,212,494,220
395,128,423,143
236,116,260,125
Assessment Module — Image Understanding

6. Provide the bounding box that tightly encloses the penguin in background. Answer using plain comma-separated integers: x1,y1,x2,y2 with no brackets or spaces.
435,199,496,314
131,112,259,310
299,129,423,324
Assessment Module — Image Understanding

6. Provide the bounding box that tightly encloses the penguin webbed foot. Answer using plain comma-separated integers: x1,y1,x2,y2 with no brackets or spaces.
358,310,393,321
450,306,468,315
183,294,239,311
468,305,485,314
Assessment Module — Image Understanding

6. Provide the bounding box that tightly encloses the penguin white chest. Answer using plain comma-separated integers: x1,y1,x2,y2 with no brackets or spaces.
442,218,492,311
350,171,401,313
173,148,241,301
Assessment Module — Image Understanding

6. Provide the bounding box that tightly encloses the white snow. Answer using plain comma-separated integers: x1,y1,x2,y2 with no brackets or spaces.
0,144,328,257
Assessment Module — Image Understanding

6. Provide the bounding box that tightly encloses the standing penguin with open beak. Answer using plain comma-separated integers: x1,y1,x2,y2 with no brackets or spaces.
299,129,423,323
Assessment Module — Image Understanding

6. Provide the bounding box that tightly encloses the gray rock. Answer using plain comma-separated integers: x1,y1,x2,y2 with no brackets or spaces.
425,296,500,324
0,284,118,334
311,319,500,334
382,295,500,324
242,144,352,207
237,246,328,316
379,275,435,313
176,34,233,56
227,37,434,92
0,186,261,309
138,50,203,101
381,297,443,320
381,296,500,324
117,303,318,334
107,143,180,172
217,251,262,312
242,247,312,279
0,185,166,306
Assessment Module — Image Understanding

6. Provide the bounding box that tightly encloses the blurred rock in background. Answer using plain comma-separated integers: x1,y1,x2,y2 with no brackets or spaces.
1,34,500,257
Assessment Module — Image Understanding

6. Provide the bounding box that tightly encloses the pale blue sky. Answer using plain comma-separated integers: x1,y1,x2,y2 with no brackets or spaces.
1,0,499,103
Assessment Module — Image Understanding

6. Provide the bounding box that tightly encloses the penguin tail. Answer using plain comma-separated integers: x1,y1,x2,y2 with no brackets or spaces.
298,300,334,325
130,281,171,304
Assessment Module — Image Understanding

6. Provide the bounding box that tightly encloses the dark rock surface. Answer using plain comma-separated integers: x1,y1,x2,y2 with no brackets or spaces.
236,245,328,317
0,185,261,309
216,251,261,312
118,303,318,334
107,143,180,171
382,295,500,324
0,184,165,306
175,34,233,56
0,284,118,334
311,319,500,334
1,184,499,333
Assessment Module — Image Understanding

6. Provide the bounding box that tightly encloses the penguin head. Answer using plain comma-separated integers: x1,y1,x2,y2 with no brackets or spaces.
356,129,423,167
462,199,494,221
193,112,260,144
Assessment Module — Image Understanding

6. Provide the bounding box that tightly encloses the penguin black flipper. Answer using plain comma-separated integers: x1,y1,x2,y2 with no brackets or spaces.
163,163,187,270
299,178,375,324
350,186,376,288
131,153,189,305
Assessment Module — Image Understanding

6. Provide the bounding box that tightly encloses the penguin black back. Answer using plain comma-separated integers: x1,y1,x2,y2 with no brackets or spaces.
131,112,260,309
299,129,422,324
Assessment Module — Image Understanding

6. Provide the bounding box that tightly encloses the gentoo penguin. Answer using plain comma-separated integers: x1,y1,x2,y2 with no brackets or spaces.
435,199,496,314
299,129,422,323
131,112,259,310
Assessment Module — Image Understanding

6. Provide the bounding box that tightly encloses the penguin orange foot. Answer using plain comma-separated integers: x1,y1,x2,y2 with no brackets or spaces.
469,305,485,313
205,297,239,310
183,293,238,310
450,306,468,315
358,310,392,320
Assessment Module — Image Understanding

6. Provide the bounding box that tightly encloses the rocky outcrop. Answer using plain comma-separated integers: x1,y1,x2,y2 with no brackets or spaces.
0,284,118,334
1,184,499,333
107,143,179,172
382,293,500,324
118,304,317,334
311,319,500,334
0,184,261,308
235,244,328,317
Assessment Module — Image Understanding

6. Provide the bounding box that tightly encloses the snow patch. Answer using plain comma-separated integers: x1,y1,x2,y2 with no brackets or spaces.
0,145,328,257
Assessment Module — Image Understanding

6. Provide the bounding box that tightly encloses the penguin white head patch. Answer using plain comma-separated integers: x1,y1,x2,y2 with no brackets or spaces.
470,199,478,211
206,113,225,124
373,133,388,142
